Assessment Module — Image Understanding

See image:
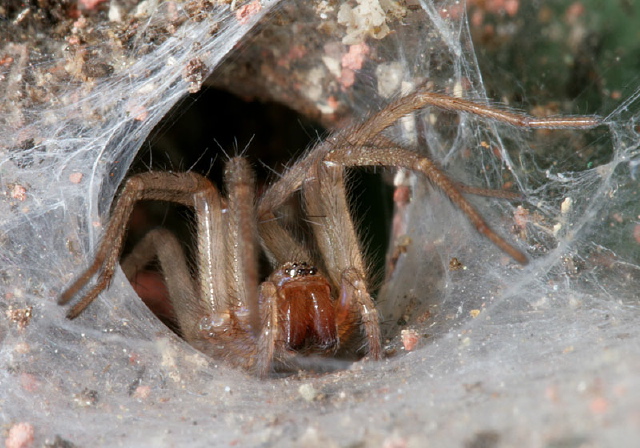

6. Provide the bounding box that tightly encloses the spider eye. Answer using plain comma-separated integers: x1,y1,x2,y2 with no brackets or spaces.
283,262,318,278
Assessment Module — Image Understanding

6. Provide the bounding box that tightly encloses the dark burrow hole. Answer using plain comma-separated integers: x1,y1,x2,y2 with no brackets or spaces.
124,87,394,358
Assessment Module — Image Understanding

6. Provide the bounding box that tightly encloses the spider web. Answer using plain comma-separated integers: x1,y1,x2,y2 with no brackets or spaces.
1,0,640,446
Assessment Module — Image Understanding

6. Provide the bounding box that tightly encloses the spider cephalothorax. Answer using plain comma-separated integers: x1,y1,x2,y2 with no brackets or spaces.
59,86,601,376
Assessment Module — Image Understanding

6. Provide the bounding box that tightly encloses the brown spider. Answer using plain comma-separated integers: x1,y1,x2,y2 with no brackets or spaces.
59,87,601,376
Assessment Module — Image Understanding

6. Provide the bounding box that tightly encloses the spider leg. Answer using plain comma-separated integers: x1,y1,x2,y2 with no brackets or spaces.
193,176,228,316
223,157,261,335
455,184,522,200
340,89,601,147
258,211,313,268
254,281,279,377
373,134,520,202
120,228,202,341
303,162,381,359
324,145,528,264
303,164,366,285
258,152,321,219
337,267,381,358
260,88,600,218
226,158,322,374
60,172,226,318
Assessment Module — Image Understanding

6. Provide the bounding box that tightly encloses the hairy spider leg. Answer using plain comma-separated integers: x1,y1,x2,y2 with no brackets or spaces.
117,174,229,342
257,88,602,265
303,162,382,359
344,89,601,147
324,145,529,264
120,228,199,339
59,172,225,319
223,158,261,336
198,157,283,376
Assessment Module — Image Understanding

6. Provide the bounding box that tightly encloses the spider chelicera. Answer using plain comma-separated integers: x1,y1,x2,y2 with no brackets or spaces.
59,87,601,376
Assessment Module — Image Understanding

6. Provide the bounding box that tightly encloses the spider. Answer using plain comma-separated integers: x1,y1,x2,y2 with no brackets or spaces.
59,87,601,377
